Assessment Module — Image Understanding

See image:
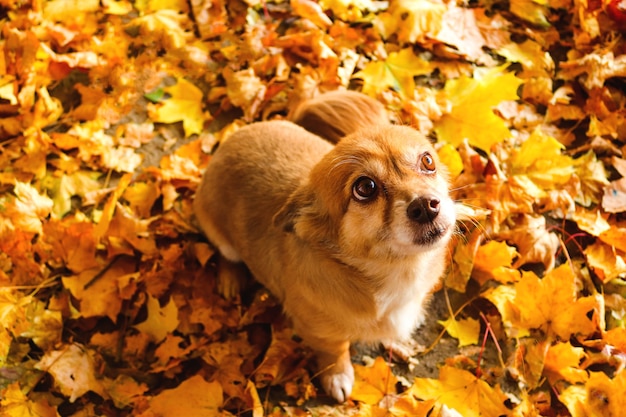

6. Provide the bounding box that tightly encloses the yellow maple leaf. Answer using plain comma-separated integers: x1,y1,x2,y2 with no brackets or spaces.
509,0,550,27
544,341,588,385
559,371,626,417
510,129,574,189
437,143,463,180
375,0,446,43
143,375,228,417
434,65,522,152
43,170,101,218
438,316,480,347
585,241,626,283
472,240,520,285
320,0,374,20
147,78,208,137
574,150,609,206
354,48,432,98
513,265,601,339
482,285,530,338
102,374,148,409
0,382,58,417
134,294,179,343
497,39,554,76
412,365,510,417
351,356,397,405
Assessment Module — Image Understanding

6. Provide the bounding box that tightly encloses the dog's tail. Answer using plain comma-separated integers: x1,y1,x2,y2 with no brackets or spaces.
288,90,389,143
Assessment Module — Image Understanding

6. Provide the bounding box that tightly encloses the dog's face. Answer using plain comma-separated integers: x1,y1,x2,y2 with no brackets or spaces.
274,125,455,261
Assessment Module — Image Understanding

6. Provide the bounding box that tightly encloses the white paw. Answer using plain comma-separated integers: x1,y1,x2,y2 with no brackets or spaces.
320,363,355,403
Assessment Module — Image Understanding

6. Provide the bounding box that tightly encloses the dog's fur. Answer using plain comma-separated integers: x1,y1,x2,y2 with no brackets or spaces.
193,91,455,403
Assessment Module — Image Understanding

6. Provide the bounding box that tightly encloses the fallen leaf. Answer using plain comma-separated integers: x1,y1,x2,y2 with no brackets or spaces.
355,48,433,97
434,65,522,152
438,316,480,347
134,294,180,343
36,343,107,403
351,356,398,405
140,375,231,417
513,265,600,340
147,77,208,137
412,365,511,417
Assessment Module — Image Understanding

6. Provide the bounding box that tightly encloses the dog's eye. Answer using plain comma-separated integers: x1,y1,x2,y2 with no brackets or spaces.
352,176,378,201
420,153,436,173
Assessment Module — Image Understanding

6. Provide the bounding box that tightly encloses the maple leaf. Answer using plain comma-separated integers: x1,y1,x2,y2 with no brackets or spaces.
292,0,333,28
559,371,626,417
509,129,574,190
412,365,511,417
147,77,209,137
375,0,446,44
40,218,99,273
509,0,550,27
585,241,626,283
497,40,554,76
134,294,180,343
62,256,138,321
0,290,63,350
483,285,529,339
223,67,267,122
130,8,192,50
102,374,149,409
472,240,520,285
36,343,107,403
43,170,102,218
138,375,231,417
434,65,522,152
0,382,58,417
513,265,601,339
574,151,610,207
354,48,433,98
544,341,588,385
351,356,398,405
0,182,53,237
438,316,480,347
320,0,375,20
446,230,483,292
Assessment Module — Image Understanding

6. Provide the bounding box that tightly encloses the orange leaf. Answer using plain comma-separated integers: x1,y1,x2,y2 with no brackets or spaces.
411,365,510,417
513,265,601,340
351,356,397,405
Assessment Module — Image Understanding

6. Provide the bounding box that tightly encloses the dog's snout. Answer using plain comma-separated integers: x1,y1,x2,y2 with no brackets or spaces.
407,195,440,223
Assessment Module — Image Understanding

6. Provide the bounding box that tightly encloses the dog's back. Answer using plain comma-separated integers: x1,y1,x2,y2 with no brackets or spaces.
288,90,389,143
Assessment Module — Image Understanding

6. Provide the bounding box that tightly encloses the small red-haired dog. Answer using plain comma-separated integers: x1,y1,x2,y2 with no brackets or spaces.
194,90,455,402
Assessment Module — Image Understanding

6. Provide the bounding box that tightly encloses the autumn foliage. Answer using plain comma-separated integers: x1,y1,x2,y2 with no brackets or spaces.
1,0,626,415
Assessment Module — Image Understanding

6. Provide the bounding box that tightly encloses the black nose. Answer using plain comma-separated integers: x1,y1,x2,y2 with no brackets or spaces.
407,195,440,224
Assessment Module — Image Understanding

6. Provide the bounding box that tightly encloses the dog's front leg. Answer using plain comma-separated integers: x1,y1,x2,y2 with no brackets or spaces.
298,330,354,403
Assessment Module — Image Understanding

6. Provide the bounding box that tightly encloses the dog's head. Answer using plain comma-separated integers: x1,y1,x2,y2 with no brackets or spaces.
274,125,456,261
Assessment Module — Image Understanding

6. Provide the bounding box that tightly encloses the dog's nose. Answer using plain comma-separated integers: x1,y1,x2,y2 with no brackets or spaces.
407,195,440,223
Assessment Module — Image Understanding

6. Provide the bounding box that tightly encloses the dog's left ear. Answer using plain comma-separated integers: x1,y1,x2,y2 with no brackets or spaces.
273,184,315,233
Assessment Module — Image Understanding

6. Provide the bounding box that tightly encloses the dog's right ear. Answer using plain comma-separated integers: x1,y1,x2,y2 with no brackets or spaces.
273,185,315,233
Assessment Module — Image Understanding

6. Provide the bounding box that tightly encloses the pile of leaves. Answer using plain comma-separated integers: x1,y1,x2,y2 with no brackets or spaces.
1,0,626,415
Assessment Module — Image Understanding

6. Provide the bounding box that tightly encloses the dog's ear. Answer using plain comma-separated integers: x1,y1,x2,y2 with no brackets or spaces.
273,184,338,249
273,185,315,233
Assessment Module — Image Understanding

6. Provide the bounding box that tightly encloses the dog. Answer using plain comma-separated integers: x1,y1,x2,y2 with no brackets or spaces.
193,90,455,403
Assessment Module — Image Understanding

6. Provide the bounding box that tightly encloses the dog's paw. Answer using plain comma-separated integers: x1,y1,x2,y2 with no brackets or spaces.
320,363,355,403
216,256,247,300
382,339,421,362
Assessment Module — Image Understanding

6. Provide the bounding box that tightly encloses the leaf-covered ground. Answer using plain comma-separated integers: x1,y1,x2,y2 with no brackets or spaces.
1,0,626,416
